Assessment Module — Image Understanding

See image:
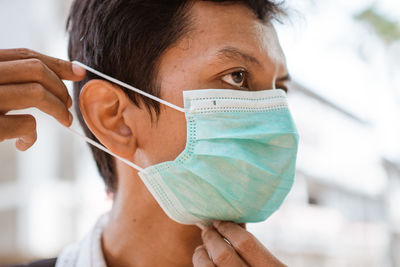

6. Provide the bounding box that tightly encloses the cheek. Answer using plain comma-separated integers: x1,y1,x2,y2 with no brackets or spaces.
146,108,188,164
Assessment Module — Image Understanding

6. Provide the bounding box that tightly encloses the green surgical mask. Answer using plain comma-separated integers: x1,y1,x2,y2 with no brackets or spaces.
70,61,300,225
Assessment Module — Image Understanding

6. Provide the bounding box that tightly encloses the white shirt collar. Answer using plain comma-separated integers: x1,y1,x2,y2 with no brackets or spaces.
56,213,109,267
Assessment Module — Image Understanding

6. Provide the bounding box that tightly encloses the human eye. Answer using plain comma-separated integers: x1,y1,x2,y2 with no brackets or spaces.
221,69,249,89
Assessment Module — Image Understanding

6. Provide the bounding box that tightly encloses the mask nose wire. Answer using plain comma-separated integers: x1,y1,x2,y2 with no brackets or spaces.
72,61,185,113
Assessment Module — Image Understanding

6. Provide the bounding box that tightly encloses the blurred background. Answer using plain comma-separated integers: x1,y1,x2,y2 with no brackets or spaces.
0,0,399,266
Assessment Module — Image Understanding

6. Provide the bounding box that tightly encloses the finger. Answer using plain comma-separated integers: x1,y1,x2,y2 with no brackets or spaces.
213,221,285,266
0,114,37,151
193,245,215,267
0,48,86,81
0,83,72,127
0,58,72,106
202,226,246,267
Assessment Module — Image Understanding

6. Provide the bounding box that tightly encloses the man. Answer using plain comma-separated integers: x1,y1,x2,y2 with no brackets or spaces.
1,0,295,266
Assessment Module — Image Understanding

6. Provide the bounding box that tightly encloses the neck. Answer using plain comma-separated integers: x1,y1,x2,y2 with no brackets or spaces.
101,171,202,267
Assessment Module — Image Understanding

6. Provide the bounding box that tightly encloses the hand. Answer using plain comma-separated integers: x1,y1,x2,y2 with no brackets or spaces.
0,48,86,150
193,221,286,267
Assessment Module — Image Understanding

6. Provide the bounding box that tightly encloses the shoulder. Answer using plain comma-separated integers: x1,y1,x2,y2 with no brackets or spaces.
4,258,57,267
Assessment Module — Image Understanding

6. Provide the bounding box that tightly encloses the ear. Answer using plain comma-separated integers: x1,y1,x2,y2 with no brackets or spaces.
79,79,136,158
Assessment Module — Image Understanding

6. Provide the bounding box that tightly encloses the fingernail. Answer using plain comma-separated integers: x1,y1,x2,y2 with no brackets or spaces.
213,220,222,228
16,139,29,151
201,227,210,239
72,63,86,76
68,112,73,125
195,245,204,251
67,96,72,108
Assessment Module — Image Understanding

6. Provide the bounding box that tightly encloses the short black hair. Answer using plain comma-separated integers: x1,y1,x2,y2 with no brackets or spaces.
67,0,284,193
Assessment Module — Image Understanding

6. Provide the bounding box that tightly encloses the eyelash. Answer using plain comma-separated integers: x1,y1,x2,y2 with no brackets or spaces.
220,70,289,93
221,70,249,89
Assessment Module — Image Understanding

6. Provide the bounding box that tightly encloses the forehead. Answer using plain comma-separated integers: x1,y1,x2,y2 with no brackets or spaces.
182,1,286,68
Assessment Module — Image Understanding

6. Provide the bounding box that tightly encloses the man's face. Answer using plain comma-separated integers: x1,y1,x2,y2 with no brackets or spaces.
131,1,289,168
81,1,289,174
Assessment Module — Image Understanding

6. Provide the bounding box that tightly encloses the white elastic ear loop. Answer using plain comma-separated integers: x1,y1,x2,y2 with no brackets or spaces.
66,61,186,172
67,127,144,172
72,61,185,113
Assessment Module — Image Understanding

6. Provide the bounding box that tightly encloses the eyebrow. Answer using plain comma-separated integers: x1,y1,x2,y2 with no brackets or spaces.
214,46,291,91
215,46,262,66
215,46,290,79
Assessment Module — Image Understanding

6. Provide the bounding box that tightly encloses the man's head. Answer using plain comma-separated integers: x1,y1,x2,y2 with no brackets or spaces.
67,0,289,193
